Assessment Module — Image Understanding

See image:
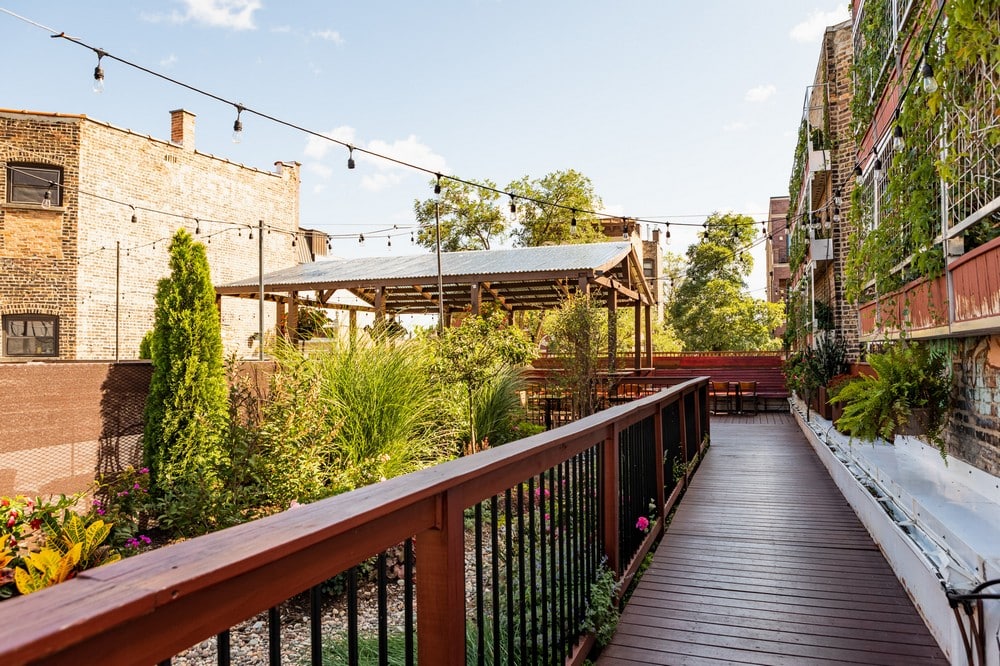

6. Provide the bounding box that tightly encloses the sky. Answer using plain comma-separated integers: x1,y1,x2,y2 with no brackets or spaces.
2,0,851,297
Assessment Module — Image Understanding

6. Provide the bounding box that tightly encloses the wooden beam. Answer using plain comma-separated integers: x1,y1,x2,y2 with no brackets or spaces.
592,276,641,303
607,289,618,374
480,281,513,312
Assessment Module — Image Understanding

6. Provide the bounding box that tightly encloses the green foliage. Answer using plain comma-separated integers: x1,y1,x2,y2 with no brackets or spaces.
811,335,849,386
143,229,229,535
91,465,154,549
788,120,808,215
669,213,783,351
508,169,605,246
296,306,335,340
850,0,891,138
434,310,536,453
413,177,507,251
313,337,457,493
138,330,153,359
584,565,621,647
546,295,607,418
831,342,951,449
788,224,808,275
470,366,529,450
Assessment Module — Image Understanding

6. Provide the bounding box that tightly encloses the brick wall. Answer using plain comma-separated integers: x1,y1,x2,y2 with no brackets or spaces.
946,335,1000,475
0,361,151,497
1,108,301,360
0,112,83,359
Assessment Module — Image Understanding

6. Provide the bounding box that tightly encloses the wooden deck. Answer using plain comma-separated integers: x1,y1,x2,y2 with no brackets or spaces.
598,413,948,665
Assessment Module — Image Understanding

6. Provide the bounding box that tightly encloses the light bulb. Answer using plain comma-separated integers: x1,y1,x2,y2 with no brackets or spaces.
42,190,52,208
348,146,356,170
232,119,243,144
93,65,104,94
922,62,938,94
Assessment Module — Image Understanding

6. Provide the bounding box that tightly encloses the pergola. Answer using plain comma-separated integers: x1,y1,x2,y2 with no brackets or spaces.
216,241,656,368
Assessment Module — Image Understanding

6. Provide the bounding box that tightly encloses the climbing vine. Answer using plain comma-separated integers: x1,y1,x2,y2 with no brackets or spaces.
787,120,808,218
850,0,892,139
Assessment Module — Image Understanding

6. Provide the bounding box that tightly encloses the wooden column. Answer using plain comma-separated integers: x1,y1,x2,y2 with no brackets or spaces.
286,292,298,342
374,287,385,323
607,289,617,374
416,489,467,664
578,275,590,296
470,282,481,316
633,302,641,371
644,304,653,368
348,310,357,346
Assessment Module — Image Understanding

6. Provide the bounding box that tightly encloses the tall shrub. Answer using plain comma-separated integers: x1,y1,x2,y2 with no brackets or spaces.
142,229,229,534
547,295,607,418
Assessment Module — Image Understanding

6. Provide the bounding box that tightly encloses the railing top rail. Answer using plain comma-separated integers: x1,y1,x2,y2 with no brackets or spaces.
0,377,708,665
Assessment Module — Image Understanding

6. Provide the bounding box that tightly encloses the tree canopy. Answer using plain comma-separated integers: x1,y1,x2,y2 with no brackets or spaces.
413,177,507,251
509,169,605,246
669,212,783,351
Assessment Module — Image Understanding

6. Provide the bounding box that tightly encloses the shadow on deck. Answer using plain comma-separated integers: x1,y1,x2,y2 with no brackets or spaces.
598,413,948,665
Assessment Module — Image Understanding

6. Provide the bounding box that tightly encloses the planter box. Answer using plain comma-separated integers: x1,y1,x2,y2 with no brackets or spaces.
817,385,834,421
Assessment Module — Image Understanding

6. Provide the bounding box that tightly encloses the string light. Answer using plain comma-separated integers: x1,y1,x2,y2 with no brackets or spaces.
358,233,365,244
665,223,671,240
873,156,883,177
921,57,938,94
854,165,863,184
248,228,253,240
347,145,355,170
834,189,843,207
509,194,516,214
130,205,138,224
570,210,577,235
42,186,52,208
92,49,105,93
434,174,442,195
232,104,244,144
195,219,201,234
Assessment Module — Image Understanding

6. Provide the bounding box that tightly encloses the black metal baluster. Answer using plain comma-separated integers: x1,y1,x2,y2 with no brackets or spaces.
527,476,538,665
309,586,322,666
517,482,527,665
347,566,359,666
491,495,501,666
547,467,558,664
475,502,485,666
377,551,388,666
217,630,230,666
268,606,281,666
404,538,414,666
539,472,549,664
572,453,582,633
557,461,567,662
504,488,515,666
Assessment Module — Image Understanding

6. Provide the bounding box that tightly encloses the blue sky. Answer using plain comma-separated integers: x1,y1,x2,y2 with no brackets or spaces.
2,0,850,295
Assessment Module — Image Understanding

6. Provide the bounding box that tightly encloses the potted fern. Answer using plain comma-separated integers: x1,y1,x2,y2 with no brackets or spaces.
830,342,951,450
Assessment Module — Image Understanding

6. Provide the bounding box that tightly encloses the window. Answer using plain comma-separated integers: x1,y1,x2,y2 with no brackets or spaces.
6,164,62,207
643,258,655,280
3,314,59,357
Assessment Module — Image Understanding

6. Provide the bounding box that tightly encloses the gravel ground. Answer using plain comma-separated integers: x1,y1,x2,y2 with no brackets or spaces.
171,534,495,665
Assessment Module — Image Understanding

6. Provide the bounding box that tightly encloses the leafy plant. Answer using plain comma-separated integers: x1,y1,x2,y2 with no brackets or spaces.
584,565,621,647
143,229,229,535
11,513,120,596
831,342,951,450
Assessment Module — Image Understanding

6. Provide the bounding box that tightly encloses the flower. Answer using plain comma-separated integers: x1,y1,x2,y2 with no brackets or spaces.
139,467,149,475
635,516,650,532
30,518,42,531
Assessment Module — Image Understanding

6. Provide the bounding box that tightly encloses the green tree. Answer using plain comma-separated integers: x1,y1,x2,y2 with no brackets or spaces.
433,310,536,453
508,169,606,246
547,295,608,418
413,177,507,251
142,229,230,533
669,212,783,351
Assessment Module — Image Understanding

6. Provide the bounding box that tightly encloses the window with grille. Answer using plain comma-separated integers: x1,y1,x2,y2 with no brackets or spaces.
5,164,62,207
2,314,59,357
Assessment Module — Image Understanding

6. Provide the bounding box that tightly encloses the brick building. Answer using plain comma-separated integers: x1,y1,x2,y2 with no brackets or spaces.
765,195,789,304
1,108,301,360
784,19,856,356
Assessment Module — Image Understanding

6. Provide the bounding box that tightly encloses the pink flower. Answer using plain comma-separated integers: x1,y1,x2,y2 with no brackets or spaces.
139,467,149,475
635,516,650,532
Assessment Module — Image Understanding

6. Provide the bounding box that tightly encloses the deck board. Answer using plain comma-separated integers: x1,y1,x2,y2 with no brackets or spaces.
598,413,947,665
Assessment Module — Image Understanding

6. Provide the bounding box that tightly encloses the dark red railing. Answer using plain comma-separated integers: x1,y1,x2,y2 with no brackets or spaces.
0,379,710,666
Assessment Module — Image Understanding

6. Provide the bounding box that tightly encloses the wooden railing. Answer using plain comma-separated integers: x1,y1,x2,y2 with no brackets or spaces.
0,378,710,665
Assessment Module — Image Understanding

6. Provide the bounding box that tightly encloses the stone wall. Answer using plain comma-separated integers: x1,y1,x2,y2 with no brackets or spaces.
946,335,1000,475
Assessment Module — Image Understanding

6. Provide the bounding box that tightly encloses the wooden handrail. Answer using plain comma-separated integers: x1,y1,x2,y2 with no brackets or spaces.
0,377,709,665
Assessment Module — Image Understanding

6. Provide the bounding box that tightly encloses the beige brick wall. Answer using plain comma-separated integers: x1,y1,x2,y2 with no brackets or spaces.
1,109,301,360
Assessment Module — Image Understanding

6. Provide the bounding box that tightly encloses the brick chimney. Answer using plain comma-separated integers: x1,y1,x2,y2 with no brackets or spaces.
169,109,196,150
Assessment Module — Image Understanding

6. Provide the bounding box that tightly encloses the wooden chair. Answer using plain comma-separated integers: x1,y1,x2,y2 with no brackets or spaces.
737,381,758,415
710,381,734,414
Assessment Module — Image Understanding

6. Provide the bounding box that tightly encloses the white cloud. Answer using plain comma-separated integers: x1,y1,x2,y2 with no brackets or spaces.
365,135,448,175
745,84,776,103
270,25,293,34
142,0,262,31
361,173,404,192
159,54,178,68
723,121,750,133
312,184,328,194
790,7,851,43
303,126,357,159
312,29,345,45
305,163,334,180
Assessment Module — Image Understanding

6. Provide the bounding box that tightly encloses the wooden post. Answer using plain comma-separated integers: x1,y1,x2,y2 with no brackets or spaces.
417,489,467,664
602,424,621,575
693,387,703,450
374,287,385,323
348,310,357,346
470,282,481,316
633,302,641,371
286,292,298,342
678,393,689,467
644,304,652,368
578,275,590,296
607,289,617,374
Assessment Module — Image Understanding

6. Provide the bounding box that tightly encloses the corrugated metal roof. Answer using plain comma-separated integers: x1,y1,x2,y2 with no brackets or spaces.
219,242,633,290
